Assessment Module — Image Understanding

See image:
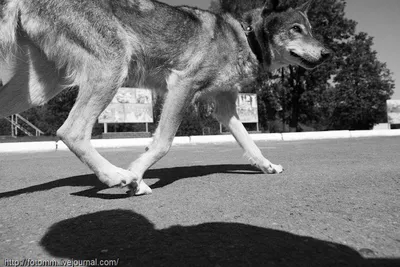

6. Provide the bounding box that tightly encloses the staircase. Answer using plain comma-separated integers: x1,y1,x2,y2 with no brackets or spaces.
5,114,44,137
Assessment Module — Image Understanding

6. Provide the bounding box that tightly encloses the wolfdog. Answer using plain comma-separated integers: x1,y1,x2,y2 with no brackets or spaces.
0,0,331,195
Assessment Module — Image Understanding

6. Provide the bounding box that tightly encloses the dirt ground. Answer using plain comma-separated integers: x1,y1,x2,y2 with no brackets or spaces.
1,137,399,266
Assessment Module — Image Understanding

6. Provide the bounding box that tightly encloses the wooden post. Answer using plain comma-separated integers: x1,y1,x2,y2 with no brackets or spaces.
104,123,108,133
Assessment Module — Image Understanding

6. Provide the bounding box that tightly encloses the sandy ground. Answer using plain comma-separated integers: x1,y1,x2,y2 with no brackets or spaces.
0,137,399,266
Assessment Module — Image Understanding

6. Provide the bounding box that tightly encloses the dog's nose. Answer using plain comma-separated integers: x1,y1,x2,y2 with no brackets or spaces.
321,49,332,60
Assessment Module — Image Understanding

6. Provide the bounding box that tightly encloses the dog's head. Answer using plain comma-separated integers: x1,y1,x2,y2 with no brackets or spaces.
243,0,332,70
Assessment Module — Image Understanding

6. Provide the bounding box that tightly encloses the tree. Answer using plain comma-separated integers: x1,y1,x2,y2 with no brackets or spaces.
209,0,222,13
19,87,79,136
211,0,394,131
328,32,394,130
209,0,265,15
277,0,359,131
0,79,9,135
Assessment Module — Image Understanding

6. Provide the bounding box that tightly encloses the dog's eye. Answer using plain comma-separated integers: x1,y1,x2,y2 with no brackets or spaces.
292,25,302,33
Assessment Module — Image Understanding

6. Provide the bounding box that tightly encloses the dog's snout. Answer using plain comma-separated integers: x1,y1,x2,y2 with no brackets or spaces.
321,49,332,60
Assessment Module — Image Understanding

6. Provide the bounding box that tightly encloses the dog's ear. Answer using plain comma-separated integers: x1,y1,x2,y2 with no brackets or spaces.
296,0,313,14
262,0,279,17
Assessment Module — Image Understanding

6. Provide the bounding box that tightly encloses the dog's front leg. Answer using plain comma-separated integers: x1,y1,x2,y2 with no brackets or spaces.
127,72,196,195
213,92,283,174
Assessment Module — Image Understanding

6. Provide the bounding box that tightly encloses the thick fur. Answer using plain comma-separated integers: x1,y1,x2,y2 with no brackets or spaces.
0,0,330,195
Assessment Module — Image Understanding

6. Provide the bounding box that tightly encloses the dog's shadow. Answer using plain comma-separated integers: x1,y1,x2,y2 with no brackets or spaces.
0,164,262,199
39,209,398,267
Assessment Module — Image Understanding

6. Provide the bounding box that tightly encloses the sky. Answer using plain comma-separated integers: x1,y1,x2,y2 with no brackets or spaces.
1,0,399,99
345,0,400,99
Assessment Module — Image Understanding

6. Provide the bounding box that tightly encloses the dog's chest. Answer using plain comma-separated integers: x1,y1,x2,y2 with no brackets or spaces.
230,52,259,91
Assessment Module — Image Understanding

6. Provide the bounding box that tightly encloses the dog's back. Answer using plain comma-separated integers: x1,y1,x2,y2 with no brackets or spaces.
0,0,255,117
0,0,200,116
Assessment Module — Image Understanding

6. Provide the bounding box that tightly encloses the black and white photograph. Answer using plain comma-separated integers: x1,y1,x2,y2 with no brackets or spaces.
1,0,399,266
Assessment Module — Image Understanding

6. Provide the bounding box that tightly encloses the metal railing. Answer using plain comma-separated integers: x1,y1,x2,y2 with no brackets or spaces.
5,114,44,137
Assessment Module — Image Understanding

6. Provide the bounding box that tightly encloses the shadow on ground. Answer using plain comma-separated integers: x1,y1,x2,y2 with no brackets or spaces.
0,164,261,199
40,209,399,267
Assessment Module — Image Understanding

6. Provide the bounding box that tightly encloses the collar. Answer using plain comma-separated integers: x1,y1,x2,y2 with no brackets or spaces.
241,23,263,64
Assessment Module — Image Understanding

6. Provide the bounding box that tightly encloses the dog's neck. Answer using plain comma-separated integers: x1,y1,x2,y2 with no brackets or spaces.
241,24,264,65
240,8,286,72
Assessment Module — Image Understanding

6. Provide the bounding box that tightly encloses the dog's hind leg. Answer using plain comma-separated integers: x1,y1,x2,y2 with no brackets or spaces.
0,37,65,117
127,71,196,195
55,62,146,190
213,91,283,174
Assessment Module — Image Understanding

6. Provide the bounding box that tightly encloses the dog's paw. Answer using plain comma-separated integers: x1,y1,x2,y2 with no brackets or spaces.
127,180,152,196
260,162,284,174
269,163,284,174
98,167,138,187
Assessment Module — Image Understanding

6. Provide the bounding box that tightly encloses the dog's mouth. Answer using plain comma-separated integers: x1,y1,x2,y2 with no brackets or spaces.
289,51,320,69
